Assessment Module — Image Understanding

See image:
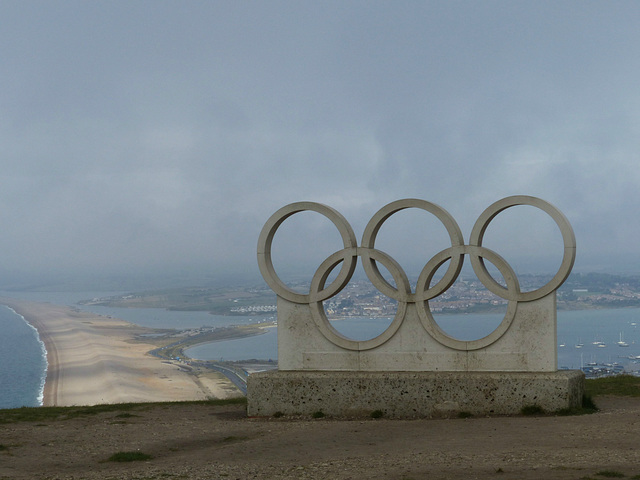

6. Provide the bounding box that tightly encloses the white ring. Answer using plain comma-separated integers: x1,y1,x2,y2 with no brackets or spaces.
257,202,358,304
257,196,575,351
469,195,576,302
309,248,409,351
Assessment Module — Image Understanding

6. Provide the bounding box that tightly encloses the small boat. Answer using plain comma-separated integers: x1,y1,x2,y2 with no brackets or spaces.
617,332,629,347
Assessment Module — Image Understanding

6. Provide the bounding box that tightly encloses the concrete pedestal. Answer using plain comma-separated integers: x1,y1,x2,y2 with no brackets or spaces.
247,370,584,418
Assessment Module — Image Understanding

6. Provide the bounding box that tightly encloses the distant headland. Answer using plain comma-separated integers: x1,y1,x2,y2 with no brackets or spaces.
79,272,640,316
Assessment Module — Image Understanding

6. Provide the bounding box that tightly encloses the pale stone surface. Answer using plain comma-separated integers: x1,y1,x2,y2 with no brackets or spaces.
253,196,580,418
247,370,585,418
260,196,575,373
278,295,557,372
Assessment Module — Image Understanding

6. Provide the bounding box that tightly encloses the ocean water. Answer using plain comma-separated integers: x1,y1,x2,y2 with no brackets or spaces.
2,289,640,409
0,306,47,409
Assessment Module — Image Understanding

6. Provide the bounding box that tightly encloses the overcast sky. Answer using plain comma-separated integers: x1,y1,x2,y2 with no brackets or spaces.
2,1,640,288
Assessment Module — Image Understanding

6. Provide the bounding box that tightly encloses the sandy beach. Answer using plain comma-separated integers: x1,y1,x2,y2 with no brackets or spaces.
0,298,240,406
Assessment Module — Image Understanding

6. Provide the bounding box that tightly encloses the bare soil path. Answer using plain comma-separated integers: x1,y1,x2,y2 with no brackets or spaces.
1,396,639,480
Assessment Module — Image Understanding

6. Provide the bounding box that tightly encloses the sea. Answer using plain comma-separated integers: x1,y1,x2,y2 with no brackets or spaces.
0,305,47,409
2,290,640,409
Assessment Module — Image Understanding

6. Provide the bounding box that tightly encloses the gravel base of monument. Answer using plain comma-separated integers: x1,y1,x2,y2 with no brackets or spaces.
247,370,584,418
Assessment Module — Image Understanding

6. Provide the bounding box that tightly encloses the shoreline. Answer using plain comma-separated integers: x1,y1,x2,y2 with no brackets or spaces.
10,304,58,405
2,305,48,406
0,297,241,407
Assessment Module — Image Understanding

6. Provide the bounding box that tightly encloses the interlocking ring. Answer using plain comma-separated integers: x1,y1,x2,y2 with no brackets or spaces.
257,202,358,305
308,248,408,351
257,196,576,352
469,195,576,302
360,199,465,304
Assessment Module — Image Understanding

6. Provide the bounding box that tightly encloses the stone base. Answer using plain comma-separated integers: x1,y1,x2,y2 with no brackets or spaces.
247,370,584,418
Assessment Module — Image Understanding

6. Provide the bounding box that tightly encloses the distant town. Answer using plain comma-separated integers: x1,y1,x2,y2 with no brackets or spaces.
82,272,640,318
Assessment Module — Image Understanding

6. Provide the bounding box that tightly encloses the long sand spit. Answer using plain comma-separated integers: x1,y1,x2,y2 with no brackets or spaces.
1,297,238,406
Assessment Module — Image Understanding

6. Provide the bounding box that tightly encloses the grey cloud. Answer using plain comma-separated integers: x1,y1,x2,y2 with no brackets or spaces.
1,1,639,286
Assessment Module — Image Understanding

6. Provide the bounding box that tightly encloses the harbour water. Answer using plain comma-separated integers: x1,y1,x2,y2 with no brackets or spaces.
184,308,640,370
1,289,640,409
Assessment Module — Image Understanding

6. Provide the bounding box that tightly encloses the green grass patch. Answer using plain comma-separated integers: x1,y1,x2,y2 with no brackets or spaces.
370,409,384,419
311,410,325,419
0,404,140,424
582,393,599,411
106,451,153,462
0,397,247,424
520,404,545,415
222,435,248,443
555,394,599,416
457,411,473,419
595,470,625,478
586,375,640,397
114,412,139,419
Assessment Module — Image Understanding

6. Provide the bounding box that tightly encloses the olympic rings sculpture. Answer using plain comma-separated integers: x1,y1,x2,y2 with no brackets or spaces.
257,196,576,352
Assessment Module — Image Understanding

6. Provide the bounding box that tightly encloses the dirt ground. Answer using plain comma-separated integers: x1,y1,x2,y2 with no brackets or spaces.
1,396,639,480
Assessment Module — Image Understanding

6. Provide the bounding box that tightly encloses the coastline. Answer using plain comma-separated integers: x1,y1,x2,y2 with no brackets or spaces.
0,304,49,408
0,297,240,407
